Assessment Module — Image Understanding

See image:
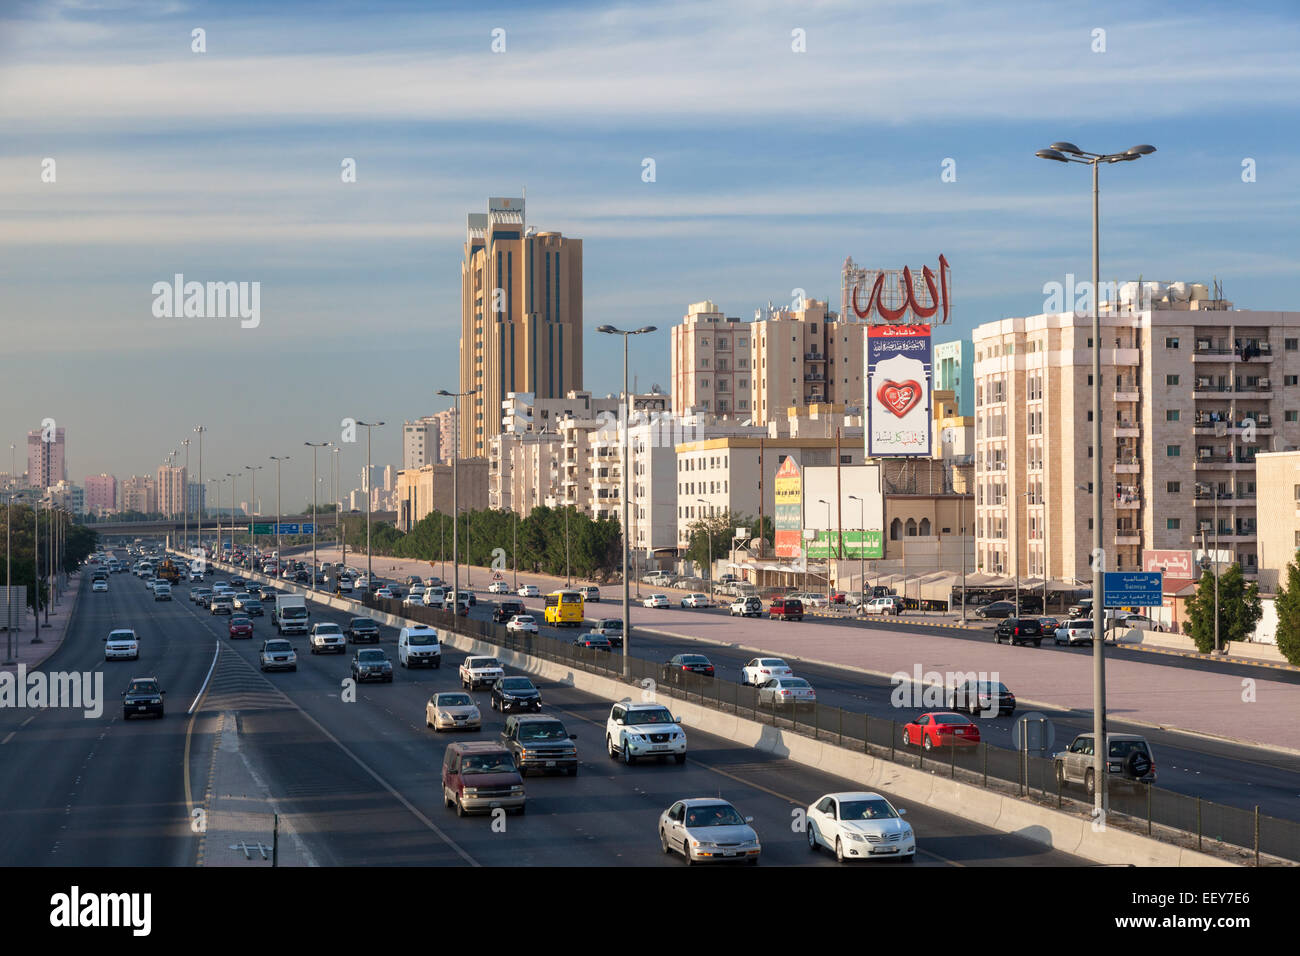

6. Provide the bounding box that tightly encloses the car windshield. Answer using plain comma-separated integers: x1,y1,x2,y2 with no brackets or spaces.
357,650,386,662
501,678,534,690
518,722,568,741
128,681,159,694
1109,739,1150,758
461,753,516,774
315,625,341,634
628,707,674,725
110,631,134,640
351,619,373,628
408,633,436,645
838,798,898,821
684,804,745,828
437,694,472,707
266,642,292,652
231,617,250,626
472,659,501,669
978,682,1009,694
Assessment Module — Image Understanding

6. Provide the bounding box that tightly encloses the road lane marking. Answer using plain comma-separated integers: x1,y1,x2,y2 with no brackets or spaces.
1,732,13,745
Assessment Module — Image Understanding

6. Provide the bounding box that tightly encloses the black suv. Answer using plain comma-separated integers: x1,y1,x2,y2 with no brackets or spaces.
122,678,165,719
350,648,394,683
500,714,578,776
347,617,380,643
491,676,542,713
994,617,1043,646
493,600,526,624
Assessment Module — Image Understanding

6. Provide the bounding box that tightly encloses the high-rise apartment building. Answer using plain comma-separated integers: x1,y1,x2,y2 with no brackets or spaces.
972,283,1300,584
120,475,157,514
934,339,974,416
459,196,583,460
434,408,457,464
27,426,66,487
156,464,188,518
669,298,864,425
403,418,441,470
84,474,117,515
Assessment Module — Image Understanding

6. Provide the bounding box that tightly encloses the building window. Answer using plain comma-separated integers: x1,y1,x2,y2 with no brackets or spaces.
1167,518,1181,530
1167,481,1180,493
1286,375,1299,386
1167,374,1180,386
1288,411,1299,422
1167,445,1181,457
1166,409,1180,421
1165,337,1179,349
1287,338,1298,351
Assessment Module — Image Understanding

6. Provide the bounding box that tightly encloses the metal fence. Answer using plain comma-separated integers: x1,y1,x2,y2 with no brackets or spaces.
364,593,1295,865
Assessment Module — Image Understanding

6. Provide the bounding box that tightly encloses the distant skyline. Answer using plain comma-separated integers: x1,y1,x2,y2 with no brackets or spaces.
3,0,1298,505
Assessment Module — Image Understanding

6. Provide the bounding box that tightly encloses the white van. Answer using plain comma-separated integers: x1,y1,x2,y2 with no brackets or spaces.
397,625,442,668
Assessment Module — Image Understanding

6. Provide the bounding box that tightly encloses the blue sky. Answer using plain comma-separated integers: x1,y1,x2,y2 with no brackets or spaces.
2,0,1298,507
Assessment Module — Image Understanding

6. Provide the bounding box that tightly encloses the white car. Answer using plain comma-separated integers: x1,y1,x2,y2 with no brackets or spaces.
402,590,427,607
756,676,817,709
459,655,505,689
375,587,395,599
506,614,539,634
680,593,710,608
488,580,511,594
1054,619,1095,646
104,629,139,660
153,582,172,601
407,584,427,601
806,792,915,863
92,579,109,593
605,699,687,764
801,593,830,608
659,798,761,865
740,658,794,686
309,622,347,654
643,594,670,609
517,584,540,598
422,588,446,608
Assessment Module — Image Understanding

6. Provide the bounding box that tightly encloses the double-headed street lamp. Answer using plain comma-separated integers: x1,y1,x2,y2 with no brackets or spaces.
305,441,333,589
1037,139,1156,817
355,422,384,589
181,437,192,551
193,425,206,553
435,393,473,605
269,455,290,560
245,464,262,556
597,324,657,680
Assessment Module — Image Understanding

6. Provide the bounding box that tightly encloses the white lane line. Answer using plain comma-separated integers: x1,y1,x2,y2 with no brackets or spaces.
189,640,221,715
0,732,14,745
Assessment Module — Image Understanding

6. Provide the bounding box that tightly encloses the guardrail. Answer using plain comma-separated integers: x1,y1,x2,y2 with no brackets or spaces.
357,592,1296,866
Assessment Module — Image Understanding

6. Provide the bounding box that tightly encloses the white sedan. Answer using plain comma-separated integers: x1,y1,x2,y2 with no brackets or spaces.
92,579,109,593
756,676,816,709
801,593,830,608
806,792,915,863
506,614,540,634
643,594,670,609
680,593,711,608
741,658,794,686
517,584,540,598
488,580,511,594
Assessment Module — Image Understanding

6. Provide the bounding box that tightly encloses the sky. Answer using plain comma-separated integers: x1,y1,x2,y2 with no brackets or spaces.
1,0,1298,508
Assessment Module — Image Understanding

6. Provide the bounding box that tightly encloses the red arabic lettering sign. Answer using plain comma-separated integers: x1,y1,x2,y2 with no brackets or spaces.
842,254,952,325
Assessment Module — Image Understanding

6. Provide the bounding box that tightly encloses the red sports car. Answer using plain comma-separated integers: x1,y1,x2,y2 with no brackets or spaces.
902,712,981,751
228,616,254,639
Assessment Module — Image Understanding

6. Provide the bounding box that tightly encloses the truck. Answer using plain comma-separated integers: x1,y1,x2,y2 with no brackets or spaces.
156,558,181,584
272,594,309,636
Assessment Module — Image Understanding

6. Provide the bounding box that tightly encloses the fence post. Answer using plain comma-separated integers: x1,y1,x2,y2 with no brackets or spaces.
950,740,956,778
889,721,895,763
983,743,988,788
838,707,843,747
1146,784,1152,836
1254,806,1260,867
1196,798,1202,852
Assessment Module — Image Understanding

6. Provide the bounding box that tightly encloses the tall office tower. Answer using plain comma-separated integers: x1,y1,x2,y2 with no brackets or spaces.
27,426,67,487
156,464,188,517
459,196,584,459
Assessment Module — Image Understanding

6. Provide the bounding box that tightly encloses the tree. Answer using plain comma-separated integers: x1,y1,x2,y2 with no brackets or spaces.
1273,556,1300,666
1184,562,1262,654
683,510,760,572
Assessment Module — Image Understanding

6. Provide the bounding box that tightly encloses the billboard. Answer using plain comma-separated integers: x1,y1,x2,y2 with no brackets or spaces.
1141,549,1196,590
806,530,884,560
843,254,951,325
866,324,932,458
773,457,803,558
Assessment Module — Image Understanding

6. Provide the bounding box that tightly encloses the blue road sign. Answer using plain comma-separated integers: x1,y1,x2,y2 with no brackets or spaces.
302,523,314,534
1103,571,1163,608
278,523,300,535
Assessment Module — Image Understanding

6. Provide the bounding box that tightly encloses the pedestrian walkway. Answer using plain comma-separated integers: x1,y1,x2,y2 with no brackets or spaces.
0,574,81,672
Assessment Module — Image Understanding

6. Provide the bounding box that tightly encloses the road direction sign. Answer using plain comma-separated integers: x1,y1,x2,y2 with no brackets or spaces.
250,523,274,535
1103,571,1162,608
278,523,300,535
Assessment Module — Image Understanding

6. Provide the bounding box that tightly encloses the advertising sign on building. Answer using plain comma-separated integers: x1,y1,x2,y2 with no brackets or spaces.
1141,549,1196,591
773,457,803,558
842,254,951,325
806,530,884,560
866,324,932,458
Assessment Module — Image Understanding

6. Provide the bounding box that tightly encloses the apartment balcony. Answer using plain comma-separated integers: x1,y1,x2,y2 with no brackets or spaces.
1109,347,1142,367
1233,387,1273,400
1113,390,1140,403
804,373,825,382
1192,382,1232,397
1113,423,1140,438
804,352,826,362
1115,495,1141,510
1113,458,1141,474
1114,533,1142,546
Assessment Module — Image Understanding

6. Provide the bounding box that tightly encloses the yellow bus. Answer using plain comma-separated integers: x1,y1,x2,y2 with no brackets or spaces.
544,589,585,627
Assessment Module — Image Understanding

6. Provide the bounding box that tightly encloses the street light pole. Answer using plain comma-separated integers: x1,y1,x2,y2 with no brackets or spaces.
1037,140,1155,817
849,494,866,606
436,394,472,606
32,496,41,641
182,437,191,552
306,442,332,589
193,425,206,556
246,465,262,558
269,456,290,562
354,423,383,589
818,498,832,600
597,324,657,680
696,498,711,587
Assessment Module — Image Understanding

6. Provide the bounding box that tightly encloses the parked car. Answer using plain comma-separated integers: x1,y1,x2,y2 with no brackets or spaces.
801,593,830,608
493,600,526,623
350,647,394,683
642,593,670,609
490,676,542,713
500,714,578,776
806,792,915,863
680,592,711,608
658,799,760,865
862,596,901,616
946,679,1016,717
1054,618,1095,646
441,741,525,817
426,691,481,732
663,653,715,683
1120,614,1161,631
994,617,1044,646
347,617,380,643
767,597,804,621
741,658,794,685
506,614,539,634
756,676,816,709
259,639,297,672
729,596,762,617
976,600,1017,619
122,678,166,720
228,615,254,639
1068,597,1094,619
1054,732,1156,797
902,712,981,750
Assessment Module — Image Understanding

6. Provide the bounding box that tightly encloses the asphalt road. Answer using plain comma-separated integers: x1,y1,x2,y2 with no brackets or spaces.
4,556,1085,867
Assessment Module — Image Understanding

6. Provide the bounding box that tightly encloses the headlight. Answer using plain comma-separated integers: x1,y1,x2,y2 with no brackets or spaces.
848,833,867,842
438,712,452,719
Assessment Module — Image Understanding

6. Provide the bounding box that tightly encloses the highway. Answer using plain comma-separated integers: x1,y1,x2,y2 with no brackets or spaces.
0,555,1085,867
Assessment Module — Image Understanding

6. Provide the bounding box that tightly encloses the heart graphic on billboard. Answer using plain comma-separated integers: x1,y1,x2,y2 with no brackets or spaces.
876,380,922,418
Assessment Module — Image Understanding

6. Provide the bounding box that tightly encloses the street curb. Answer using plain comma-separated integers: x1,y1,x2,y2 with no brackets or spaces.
1112,641,1298,672
10,575,84,672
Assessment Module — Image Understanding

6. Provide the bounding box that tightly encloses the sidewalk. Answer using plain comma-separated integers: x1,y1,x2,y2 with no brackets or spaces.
0,574,81,673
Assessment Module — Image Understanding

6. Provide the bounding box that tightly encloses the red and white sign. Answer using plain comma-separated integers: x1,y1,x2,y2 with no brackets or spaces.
1142,550,1196,589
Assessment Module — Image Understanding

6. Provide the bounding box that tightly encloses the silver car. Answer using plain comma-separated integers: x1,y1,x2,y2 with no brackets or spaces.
756,676,817,709
659,798,761,865
427,692,482,732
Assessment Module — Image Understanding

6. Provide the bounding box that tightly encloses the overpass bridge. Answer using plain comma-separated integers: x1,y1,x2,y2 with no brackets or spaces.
87,512,397,540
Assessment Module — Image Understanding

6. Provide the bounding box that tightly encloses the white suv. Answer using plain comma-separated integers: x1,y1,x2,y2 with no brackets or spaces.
459,656,505,689
309,622,347,654
863,596,901,615
605,700,687,765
